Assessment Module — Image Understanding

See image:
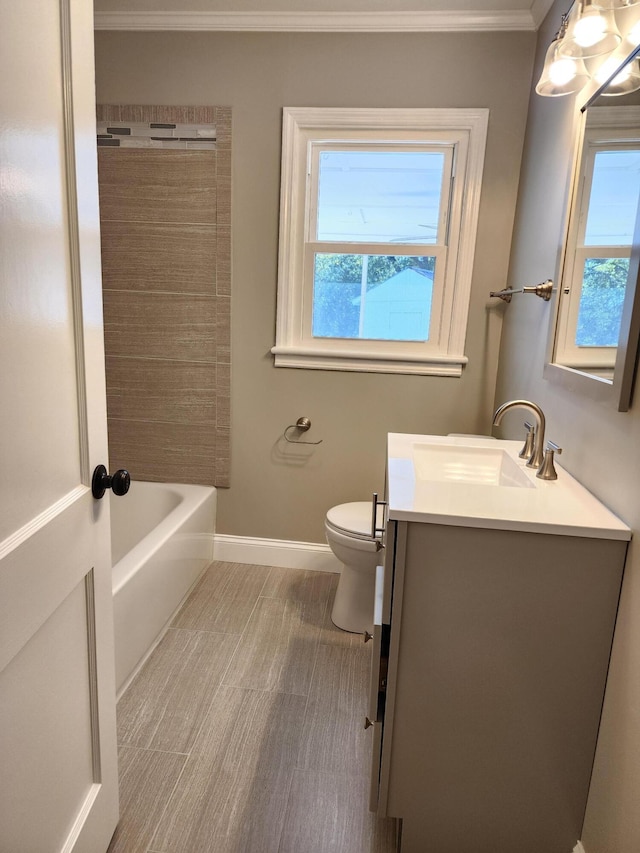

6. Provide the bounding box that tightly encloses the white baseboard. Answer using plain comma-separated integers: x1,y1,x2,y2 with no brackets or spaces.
574,842,586,853
213,534,341,573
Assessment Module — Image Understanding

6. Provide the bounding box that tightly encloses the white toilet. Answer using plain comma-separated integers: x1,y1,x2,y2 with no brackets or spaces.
325,501,381,633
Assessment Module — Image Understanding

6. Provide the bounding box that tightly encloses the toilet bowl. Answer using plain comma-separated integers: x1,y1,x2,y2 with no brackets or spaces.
325,502,381,633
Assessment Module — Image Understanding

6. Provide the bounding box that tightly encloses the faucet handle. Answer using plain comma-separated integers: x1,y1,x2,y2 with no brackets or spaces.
536,441,563,481
519,421,535,460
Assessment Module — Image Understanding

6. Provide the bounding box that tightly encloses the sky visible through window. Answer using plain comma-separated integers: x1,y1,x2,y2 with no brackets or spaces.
313,150,444,340
585,150,640,246
316,149,445,243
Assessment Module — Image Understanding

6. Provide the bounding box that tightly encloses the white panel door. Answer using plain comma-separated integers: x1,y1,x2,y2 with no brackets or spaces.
0,0,119,851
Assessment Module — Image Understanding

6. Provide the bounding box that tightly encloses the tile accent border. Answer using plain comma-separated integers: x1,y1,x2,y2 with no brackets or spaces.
97,119,217,150
213,534,342,574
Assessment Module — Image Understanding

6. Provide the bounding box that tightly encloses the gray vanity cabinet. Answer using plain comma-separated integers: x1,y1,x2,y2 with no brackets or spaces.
370,518,627,853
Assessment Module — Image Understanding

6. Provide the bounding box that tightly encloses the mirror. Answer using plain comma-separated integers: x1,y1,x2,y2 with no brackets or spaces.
547,45,640,411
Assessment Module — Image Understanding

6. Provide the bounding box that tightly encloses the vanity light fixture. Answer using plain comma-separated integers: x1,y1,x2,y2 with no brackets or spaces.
536,14,591,96
625,18,640,44
559,1,622,59
596,55,640,91
600,0,640,8
535,0,640,96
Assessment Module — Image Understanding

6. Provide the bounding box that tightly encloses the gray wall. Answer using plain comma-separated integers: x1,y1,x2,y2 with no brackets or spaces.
494,3,640,851
94,30,535,542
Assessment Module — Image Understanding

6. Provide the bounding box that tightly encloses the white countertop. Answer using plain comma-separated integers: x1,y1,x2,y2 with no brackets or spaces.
387,433,631,541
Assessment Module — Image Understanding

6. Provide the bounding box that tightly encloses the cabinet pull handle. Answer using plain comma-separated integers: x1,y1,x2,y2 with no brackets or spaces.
371,492,388,541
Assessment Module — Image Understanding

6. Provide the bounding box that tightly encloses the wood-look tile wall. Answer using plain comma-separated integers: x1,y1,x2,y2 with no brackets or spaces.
97,105,231,487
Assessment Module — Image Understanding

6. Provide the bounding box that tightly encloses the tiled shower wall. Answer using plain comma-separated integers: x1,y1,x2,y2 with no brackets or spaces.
96,105,231,487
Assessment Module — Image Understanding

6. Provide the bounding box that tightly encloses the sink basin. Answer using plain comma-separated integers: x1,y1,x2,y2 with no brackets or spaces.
412,443,534,489
386,433,631,538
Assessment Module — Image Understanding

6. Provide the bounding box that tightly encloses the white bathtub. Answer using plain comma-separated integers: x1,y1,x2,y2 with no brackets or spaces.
111,481,216,695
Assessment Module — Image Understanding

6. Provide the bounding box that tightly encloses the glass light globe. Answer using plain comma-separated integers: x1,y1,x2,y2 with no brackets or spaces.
595,56,631,84
559,2,622,58
626,20,640,46
596,57,640,93
536,38,591,96
550,57,582,85
574,8,608,45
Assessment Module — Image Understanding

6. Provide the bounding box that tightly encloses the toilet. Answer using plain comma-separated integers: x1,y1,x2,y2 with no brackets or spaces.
325,501,381,633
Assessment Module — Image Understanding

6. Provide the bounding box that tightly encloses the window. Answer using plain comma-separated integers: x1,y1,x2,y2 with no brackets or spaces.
272,108,489,376
555,109,640,374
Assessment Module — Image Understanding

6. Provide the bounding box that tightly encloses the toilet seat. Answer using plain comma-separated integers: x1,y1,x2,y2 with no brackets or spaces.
325,501,373,541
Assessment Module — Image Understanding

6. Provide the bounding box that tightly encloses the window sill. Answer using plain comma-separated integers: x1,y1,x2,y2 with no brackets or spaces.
271,345,467,376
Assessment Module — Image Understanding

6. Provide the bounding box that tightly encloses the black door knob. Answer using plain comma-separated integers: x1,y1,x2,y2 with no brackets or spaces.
91,464,131,499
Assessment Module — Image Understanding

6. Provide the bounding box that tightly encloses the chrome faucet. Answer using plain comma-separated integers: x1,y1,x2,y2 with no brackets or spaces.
492,400,546,469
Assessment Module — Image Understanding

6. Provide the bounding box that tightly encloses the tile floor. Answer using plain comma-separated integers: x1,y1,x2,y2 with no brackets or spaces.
108,561,398,853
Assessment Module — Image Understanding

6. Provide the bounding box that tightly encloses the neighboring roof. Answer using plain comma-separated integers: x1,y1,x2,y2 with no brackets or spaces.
351,267,434,305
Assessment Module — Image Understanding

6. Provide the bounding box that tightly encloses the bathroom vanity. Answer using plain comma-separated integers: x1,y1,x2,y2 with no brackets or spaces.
369,434,630,853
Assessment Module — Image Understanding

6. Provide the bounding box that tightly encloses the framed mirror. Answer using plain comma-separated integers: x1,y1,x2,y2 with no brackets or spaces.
545,45,640,412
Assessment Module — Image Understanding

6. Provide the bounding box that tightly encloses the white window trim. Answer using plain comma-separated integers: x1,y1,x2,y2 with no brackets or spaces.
272,107,489,376
555,106,640,373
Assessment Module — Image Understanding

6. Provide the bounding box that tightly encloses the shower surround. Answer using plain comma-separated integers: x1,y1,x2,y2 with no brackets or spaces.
97,104,231,487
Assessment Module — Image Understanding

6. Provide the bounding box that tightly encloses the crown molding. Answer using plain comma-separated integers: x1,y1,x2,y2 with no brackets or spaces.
529,0,556,28
94,10,538,33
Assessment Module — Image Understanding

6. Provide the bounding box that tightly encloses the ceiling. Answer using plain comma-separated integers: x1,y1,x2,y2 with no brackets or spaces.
94,0,556,32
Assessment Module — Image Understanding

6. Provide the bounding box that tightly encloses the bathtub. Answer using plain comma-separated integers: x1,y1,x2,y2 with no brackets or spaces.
111,481,216,695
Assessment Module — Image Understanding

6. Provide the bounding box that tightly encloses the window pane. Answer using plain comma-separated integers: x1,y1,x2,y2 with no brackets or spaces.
316,150,445,244
584,150,640,246
575,257,628,347
312,253,434,341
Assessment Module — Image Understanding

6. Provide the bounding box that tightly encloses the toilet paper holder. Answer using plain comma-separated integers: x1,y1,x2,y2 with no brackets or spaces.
283,417,323,445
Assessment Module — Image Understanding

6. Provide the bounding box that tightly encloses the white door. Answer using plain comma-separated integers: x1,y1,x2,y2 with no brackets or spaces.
0,1,119,851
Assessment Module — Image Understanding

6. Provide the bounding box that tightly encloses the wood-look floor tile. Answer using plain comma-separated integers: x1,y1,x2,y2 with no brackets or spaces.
107,746,186,853
117,628,240,753
172,561,270,633
113,564,383,852
279,769,397,853
297,643,372,776
261,565,337,604
150,686,306,853
223,595,323,695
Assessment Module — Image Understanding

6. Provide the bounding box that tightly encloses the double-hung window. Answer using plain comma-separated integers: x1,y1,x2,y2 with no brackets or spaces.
555,108,640,375
272,108,488,376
